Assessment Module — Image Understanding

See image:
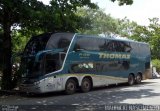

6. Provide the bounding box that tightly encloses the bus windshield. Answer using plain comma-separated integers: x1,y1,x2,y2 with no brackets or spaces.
45,33,74,51
21,56,42,78
21,33,74,78
24,33,51,56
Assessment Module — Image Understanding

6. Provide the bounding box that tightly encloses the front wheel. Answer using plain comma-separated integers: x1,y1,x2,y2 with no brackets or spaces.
81,78,92,93
65,79,77,95
136,73,142,84
128,74,135,85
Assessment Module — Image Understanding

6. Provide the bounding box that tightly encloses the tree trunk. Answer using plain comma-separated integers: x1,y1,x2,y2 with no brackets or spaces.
1,8,12,90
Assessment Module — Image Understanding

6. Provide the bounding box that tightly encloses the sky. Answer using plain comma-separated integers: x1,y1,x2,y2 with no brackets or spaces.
39,0,160,26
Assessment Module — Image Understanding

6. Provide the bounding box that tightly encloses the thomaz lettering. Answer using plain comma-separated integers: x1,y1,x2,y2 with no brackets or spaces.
99,53,131,59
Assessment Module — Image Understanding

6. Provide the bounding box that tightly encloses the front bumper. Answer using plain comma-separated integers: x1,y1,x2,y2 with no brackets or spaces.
19,84,42,93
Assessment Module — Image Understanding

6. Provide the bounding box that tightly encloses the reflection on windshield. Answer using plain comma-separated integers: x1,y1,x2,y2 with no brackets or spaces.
46,33,74,52
21,56,42,78
21,53,63,78
24,33,51,56
21,33,74,79
44,53,61,74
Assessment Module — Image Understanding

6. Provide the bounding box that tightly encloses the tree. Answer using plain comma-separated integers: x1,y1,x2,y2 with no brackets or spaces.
117,17,138,37
0,0,50,90
0,0,97,90
130,17,160,59
48,0,97,32
76,8,139,38
148,18,160,59
0,0,134,90
110,0,133,5
76,7,121,37
129,25,150,42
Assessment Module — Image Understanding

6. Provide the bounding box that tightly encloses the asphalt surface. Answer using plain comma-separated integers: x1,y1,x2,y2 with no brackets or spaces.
1,79,160,111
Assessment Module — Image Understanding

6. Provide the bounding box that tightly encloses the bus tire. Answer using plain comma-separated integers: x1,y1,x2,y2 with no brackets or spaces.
65,79,77,95
128,74,135,85
136,73,142,84
81,78,92,93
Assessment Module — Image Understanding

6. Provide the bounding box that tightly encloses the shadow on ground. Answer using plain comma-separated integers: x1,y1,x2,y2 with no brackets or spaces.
19,80,157,98
1,79,160,109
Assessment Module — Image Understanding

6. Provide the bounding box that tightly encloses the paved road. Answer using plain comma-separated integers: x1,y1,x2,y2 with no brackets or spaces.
1,79,160,110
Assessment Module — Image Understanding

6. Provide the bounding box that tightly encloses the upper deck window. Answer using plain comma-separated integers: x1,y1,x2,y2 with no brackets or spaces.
74,36,131,52
46,33,74,51
113,41,131,52
74,36,106,51
24,33,51,55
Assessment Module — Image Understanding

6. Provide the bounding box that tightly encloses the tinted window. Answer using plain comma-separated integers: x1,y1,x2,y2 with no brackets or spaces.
140,44,150,56
74,36,105,51
46,33,74,51
70,61,129,73
104,40,131,52
44,53,61,74
104,40,115,51
114,41,131,52
58,38,71,49
100,61,130,71
130,42,139,54
74,36,131,52
70,62,95,73
24,33,51,55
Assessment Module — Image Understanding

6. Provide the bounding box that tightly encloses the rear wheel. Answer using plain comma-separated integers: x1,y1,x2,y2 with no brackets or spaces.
128,74,135,85
81,78,92,93
65,79,77,95
136,73,142,84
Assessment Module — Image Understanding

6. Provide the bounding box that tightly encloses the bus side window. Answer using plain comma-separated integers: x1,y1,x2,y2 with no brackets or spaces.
44,53,60,74
74,37,106,51
70,63,95,73
73,38,86,51
105,40,115,51
114,41,131,52
58,38,70,51
124,42,131,52
98,39,106,51
73,43,81,51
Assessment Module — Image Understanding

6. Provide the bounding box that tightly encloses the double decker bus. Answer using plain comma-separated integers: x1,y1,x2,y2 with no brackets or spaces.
19,32,151,94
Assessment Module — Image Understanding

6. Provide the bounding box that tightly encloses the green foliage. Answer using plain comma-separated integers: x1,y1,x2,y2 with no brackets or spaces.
152,59,160,72
76,7,160,60
76,8,139,39
47,0,97,32
76,7,120,37
110,0,133,5
117,17,138,37
130,17,160,59
129,25,150,42
0,0,51,90
0,0,98,90
12,31,28,53
148,18,160,59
